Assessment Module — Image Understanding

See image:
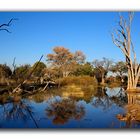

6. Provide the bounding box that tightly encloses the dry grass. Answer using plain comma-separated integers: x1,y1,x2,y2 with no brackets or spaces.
56,76,97,87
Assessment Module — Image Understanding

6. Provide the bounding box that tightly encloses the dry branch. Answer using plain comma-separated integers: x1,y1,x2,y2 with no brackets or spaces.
111,12,140,90
12,55,44,94
0,18,18,33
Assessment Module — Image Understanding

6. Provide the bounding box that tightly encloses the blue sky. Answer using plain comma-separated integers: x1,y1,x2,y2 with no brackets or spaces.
0,12,140,66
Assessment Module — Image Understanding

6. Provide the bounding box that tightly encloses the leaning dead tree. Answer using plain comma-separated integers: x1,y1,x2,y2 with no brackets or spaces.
111,12,140,91
12,55,44,93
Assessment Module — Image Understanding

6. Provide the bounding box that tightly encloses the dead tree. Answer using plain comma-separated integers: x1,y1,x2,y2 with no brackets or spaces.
12,55,44,93
0,18,18,33
111,12,140,91
12,57,16,74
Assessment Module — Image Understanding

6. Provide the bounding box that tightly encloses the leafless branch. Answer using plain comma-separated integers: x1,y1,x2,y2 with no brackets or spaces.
12,57,16,70
111,33,130,61
129,12,134,27
0,28,11,33
131,40,136,63
0,18,18,28
12,55,44,93
0,18,18,33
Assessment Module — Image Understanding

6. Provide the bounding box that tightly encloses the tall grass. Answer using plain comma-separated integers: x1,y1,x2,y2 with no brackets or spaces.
56,76,97,87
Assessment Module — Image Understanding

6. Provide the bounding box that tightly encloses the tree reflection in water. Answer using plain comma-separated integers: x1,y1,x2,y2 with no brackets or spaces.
0,96,38,128
46,98,85,125
0,86,134,128
91,87,111,110
117,92,140,128
91,87,127,110
110,87,128,107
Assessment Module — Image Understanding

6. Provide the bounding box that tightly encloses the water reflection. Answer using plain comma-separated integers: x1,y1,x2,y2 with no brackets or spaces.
46,98,85,125
91,87,111,110
0,97,38,128
0,86,139,128
117,92,140,128
91,87,127,110
109,88,128,107
61,84,97,103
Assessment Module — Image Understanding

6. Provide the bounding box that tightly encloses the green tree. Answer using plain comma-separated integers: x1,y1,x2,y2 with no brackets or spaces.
0,64,12,85
14,64,31,82
93,58,113,84
111,61,127,83
32,61,46,77
73,62,94,76
0,64,12,79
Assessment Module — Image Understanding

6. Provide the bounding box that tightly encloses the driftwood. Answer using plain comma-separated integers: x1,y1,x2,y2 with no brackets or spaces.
7,55,58,95
21,81,57,94
42,81,56,91
12,80,57,95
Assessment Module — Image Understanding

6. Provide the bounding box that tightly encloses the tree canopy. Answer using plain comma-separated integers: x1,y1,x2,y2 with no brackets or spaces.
47,46,86,77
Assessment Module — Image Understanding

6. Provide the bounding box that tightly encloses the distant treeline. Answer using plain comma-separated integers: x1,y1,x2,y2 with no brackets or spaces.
0,46,128,87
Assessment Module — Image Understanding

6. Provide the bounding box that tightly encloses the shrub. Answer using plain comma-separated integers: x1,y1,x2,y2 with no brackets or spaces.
56,76,97,87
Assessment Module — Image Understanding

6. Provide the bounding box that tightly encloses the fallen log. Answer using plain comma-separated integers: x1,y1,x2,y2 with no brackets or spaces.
42,81,56,91
12,55,43,94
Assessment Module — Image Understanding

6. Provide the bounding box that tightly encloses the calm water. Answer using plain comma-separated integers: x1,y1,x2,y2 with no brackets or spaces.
0,86,140,128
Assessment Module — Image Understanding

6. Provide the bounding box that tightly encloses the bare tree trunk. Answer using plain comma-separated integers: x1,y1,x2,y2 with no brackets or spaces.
127,61,139,90
112,12,140,91
101,75,105,85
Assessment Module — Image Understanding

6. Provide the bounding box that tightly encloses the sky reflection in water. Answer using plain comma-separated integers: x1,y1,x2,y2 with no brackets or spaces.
0,86,140,128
